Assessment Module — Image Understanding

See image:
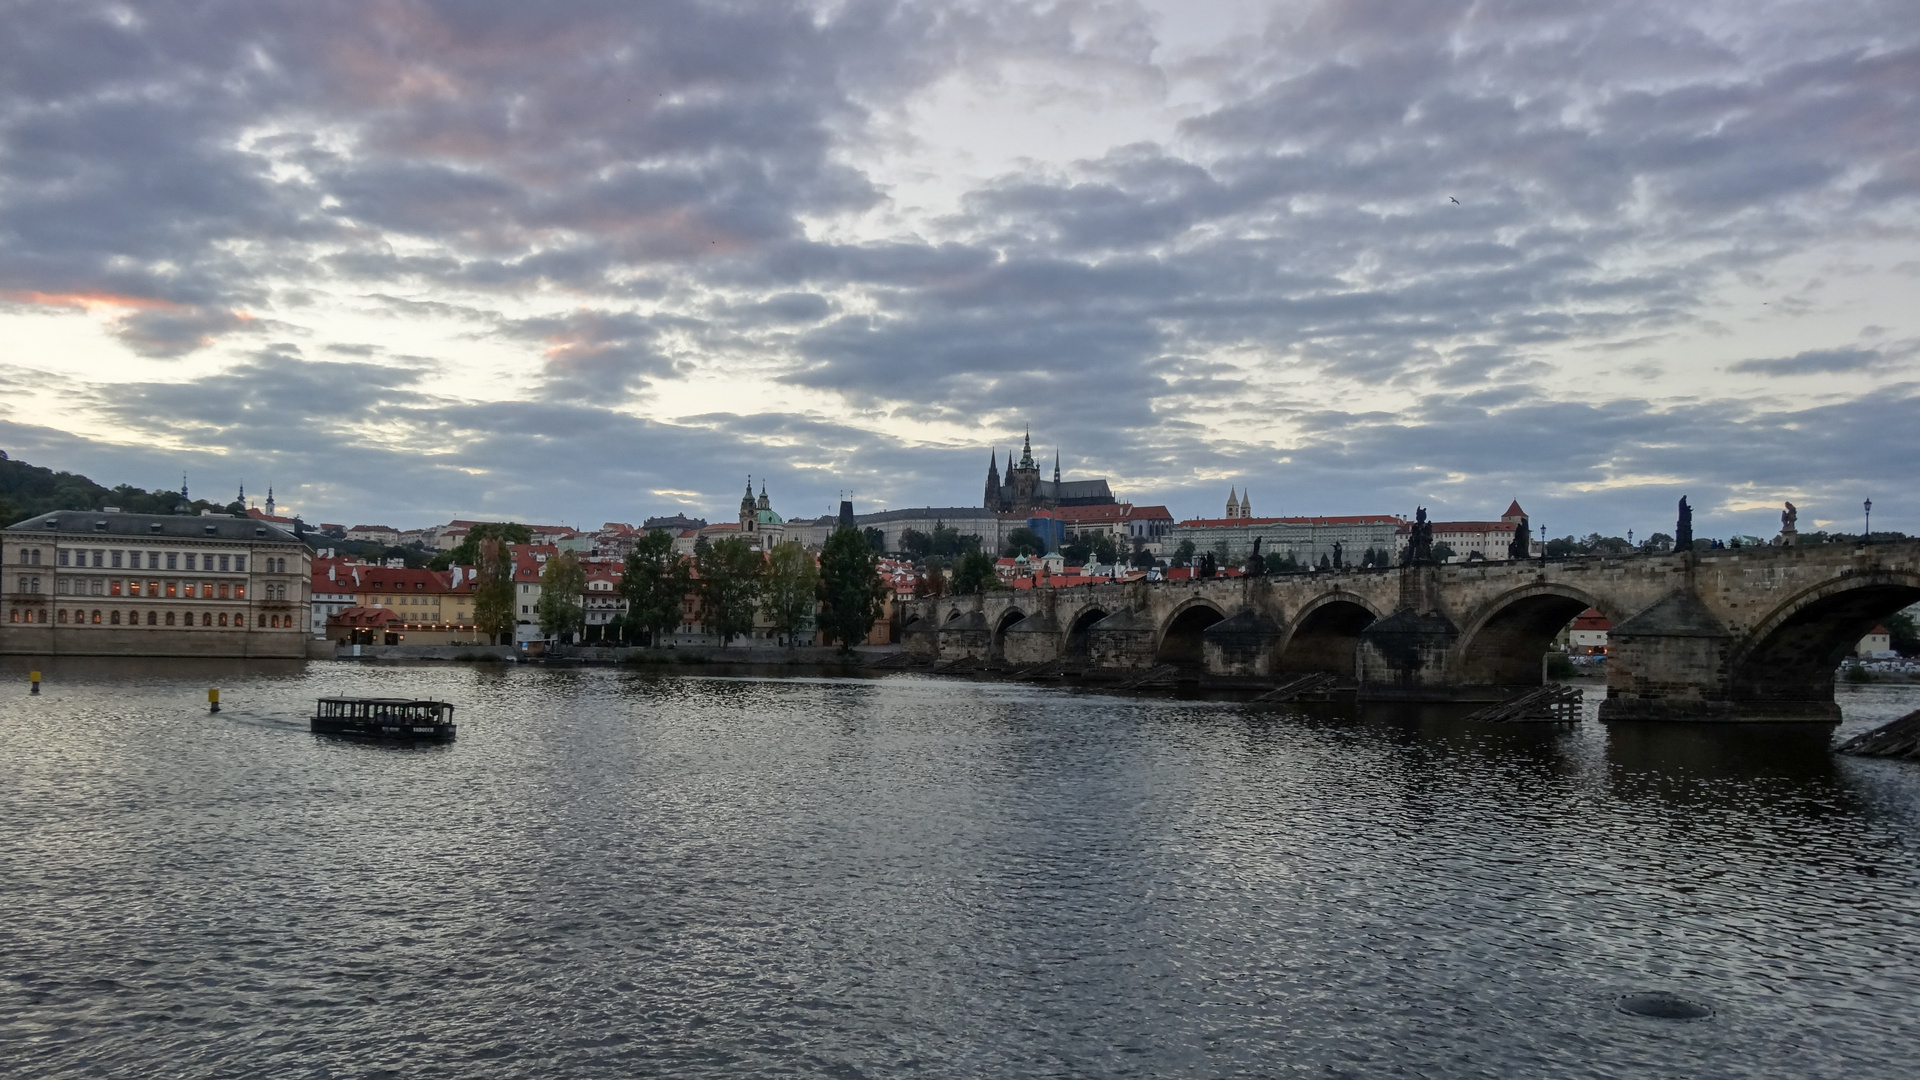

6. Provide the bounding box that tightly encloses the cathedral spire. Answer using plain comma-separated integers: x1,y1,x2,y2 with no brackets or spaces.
984,448,1002,510
1227,487,1238,519
1053,449,1061,485
1020,428,1034,469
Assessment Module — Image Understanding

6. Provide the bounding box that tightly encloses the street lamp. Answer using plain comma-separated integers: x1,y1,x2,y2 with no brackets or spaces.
1864,498,1872,545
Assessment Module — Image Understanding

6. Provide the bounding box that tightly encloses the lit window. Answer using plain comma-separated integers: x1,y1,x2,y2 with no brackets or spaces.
110,580,123,596
91,610,101,624
128,581,141,596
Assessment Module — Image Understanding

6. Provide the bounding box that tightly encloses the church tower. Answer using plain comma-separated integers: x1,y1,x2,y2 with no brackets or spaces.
1053,449,1061,486
1008,430,1041,514
265,486,275,517
1226,487,1240,519
983,449,1002,510
739,478,757,535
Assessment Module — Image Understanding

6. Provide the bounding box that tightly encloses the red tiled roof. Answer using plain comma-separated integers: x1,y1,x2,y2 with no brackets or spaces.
1179,515,1402,528
326,605,402,627
1571,609,1611,631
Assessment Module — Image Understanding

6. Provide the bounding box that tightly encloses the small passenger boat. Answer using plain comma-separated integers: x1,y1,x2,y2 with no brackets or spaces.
312,697,457,741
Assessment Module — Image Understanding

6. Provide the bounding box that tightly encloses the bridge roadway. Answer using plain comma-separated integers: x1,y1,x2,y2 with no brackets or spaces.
900,540,1920,721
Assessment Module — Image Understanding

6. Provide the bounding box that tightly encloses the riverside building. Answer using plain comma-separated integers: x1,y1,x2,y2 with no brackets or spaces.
2,509,311,657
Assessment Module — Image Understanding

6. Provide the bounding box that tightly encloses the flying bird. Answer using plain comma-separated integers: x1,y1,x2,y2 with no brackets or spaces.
1449,196,1459,204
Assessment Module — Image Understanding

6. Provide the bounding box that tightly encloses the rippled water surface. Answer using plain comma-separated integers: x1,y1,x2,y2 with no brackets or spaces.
4,659,1920,1079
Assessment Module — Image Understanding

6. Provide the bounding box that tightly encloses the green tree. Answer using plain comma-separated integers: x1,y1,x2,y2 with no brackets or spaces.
622,529,691,645
472,537,516,645
1170,539,1196,568
536,550,587,641
762,540,820,645
1129,547,1158,570
899,529,932,558
862,526,887,554
1264,552,1300,574
1003,526,1045,557
441,522,534,568
920,556,946,598
1431,541,1456,561
819,527,885,651
698,535,765,646
952,549,998,595
1887,610,1919,657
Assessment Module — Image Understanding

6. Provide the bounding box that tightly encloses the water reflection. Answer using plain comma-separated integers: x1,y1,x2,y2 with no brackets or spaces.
1,661,1918,1080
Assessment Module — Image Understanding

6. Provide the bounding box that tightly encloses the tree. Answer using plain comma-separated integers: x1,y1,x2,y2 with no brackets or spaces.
952,549,998,595
1171,539,1196,568
919,556,946,598
863,526,887,554
900,529,932,558
928,524,978,558
1641,532,1674,553
1264,552,1300,574
622,529,691,644
1129,547,1158,570
763,540,820,645
1887,610,1919,657
1003,527,1045,557
536,550,587,641
472,537,516,644
441,522,534,568
1431,541,1456,562
697,535,765,645
819,527,885,651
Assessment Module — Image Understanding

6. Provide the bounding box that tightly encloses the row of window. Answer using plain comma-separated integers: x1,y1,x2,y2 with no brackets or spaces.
50,549,252,572
10,609,295,627
55,579,249,599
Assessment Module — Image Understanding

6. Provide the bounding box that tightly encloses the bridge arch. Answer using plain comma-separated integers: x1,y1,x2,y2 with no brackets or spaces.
990,606,1027,660
1453,582,1614,687
1156,598,1228,668
1727,569,1920,709
1278,591,1382,676
1064,606,1110,657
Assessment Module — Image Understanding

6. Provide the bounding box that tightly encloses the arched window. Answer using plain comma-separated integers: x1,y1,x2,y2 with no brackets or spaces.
8,610,16,623
202,612,212,626
165,612,175,626
218,612,228,627
147,611,157,625
110,610,121,625
58,609,68,623
259,613,268,628
92,610,102,624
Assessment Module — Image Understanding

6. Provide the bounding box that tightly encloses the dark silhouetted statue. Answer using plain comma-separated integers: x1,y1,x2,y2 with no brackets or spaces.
1246,537,1265,576
1675,497,1693,552
1508,516,1530,559
1404,507,1434,566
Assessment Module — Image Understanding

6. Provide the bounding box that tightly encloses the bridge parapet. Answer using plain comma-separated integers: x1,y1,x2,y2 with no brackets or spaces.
896,541,1920,720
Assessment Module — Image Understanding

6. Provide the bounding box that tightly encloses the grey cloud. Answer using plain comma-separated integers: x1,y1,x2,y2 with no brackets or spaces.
1728,347,1880,376
108,306,259,358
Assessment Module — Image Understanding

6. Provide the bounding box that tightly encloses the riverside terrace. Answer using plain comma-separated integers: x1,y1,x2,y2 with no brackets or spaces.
900,540,1920,722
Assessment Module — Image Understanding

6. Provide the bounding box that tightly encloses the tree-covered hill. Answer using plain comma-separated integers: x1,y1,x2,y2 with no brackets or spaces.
0,453,241,524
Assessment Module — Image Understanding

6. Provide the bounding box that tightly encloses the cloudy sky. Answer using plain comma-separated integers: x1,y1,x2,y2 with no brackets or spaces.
1,0,1915,537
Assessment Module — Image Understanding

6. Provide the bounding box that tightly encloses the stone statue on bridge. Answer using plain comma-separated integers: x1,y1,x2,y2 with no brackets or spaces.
1404,507,1434,566
1332,541,1343,569
1778,502,1798,547
1246,537,1265,576
1676,497,1693,552
1507,516,1531,560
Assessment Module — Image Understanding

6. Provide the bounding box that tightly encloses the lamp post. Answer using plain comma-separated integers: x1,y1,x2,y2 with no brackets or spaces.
1627,528,1634,553
1864,498,1872,545
1539,523,1547,564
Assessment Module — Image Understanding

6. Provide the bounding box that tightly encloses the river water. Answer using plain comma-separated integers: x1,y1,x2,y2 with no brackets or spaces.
4,659,1920,1079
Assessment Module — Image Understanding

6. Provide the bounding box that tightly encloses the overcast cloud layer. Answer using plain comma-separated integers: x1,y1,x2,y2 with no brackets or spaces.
1,0,1916,535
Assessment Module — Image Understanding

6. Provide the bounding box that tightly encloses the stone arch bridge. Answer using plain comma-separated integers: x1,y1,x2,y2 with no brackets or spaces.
900,541,1920,722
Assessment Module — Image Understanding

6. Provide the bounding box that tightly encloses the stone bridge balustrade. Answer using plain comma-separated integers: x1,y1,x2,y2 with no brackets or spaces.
900,540,1920,722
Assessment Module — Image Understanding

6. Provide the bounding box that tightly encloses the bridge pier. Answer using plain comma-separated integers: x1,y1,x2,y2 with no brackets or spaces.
895,542,1920,719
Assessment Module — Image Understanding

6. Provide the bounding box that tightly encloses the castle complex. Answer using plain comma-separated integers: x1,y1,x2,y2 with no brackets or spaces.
982,432,1116,515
